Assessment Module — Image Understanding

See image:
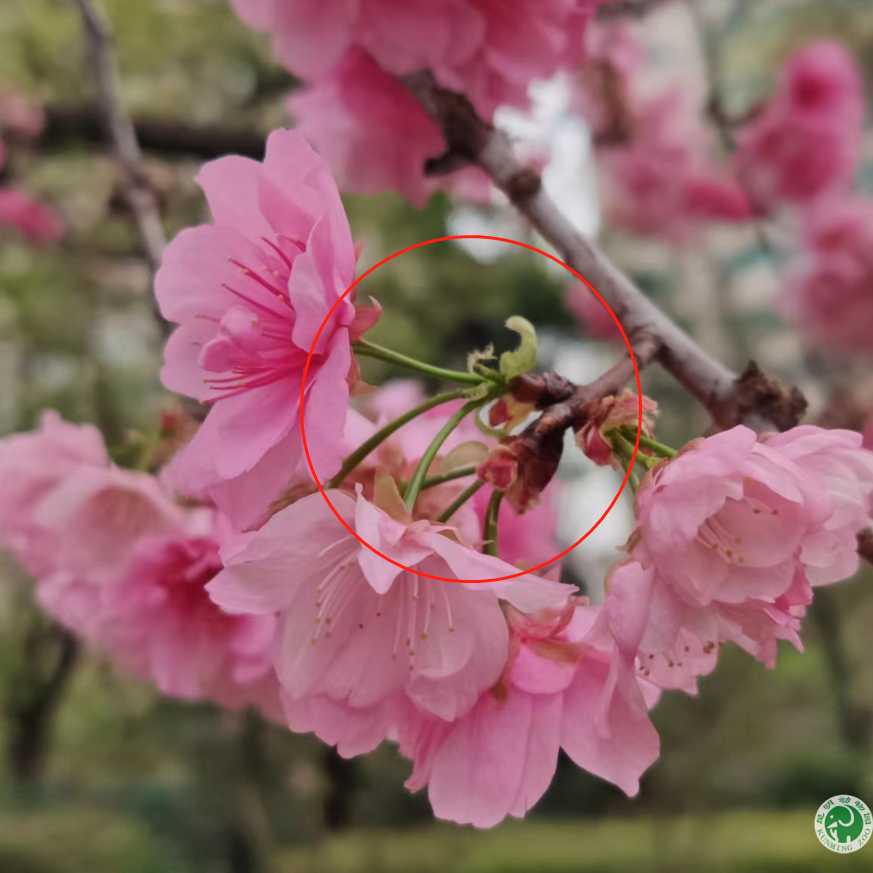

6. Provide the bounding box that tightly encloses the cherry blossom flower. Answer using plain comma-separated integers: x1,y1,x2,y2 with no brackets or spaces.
96,524,281,713
289,49,491,207
631,427,834,609
604,559,810,691
157,129,362,529
0,412,109,577
31,466,191,639
0,187,64,245
600,91,752,240
735,40,865,209
762,426,873,585
231,0,610,116
604,425,873,689
397,601,659,826
0,413,280,712
782,197,873,359
208,488,575,744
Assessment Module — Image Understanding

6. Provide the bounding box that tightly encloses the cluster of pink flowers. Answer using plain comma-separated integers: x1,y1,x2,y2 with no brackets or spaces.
734,41,865,210
230,0,614,204
0,412,280,713
571,20,752,241
0,88,64,245
3,112,872,829
737,41,872,360
603,425,873,692
782,198,873,360
205,383,663,826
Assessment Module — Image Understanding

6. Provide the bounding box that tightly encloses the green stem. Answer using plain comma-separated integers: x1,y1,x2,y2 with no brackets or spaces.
628,430,678,458
436,479,485,523
353,339,483,385
614,432,658,471
404,400,485,511
482,489,504,557
328,389,469,489
420,465,479,491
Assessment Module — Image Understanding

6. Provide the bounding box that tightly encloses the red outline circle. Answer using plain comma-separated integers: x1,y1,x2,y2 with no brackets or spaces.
300,235,641,583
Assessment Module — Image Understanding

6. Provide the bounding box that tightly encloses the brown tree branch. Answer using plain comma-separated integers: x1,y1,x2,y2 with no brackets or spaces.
72,0,169,335
41,104,267,160
402,71,803,431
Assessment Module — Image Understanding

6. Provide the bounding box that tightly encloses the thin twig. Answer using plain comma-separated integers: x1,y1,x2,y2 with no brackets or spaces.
401,71,803,430
72,0,169,335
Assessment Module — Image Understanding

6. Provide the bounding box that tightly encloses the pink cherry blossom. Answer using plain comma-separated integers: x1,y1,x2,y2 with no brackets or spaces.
864,415,873,451
601,91,752,240
735,40,865,209
762,426,873,585
32,466,190,639
782,197,873,359
397,601,659,827
606,424,873,688
289,49,491,207
632,426,832,610
208,488,575,745
604,559,810,691
232,0,609,116
157,129,361,529
97,525,281,713
0,187,64,245
0,412,109,577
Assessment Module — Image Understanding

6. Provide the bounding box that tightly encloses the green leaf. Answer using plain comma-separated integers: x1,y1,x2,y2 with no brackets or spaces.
499,316,537,380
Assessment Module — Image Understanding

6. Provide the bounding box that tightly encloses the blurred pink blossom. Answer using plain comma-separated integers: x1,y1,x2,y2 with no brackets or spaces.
0,413,281,713
565,280,622,340
735,40,865,208
782,197,873,359
232,0,610,116
0,412,108,578
288,49,490,207
601,92,752,239
0,88,45,139
0,187,64,245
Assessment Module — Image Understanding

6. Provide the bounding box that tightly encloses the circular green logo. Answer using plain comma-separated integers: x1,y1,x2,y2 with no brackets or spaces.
815,795,871,853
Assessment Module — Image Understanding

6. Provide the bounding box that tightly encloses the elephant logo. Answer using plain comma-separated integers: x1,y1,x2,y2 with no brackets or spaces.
824,805,864,844
815,795,871,854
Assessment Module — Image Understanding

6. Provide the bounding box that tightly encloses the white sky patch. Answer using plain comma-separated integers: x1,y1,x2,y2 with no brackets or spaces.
449,74,600,264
